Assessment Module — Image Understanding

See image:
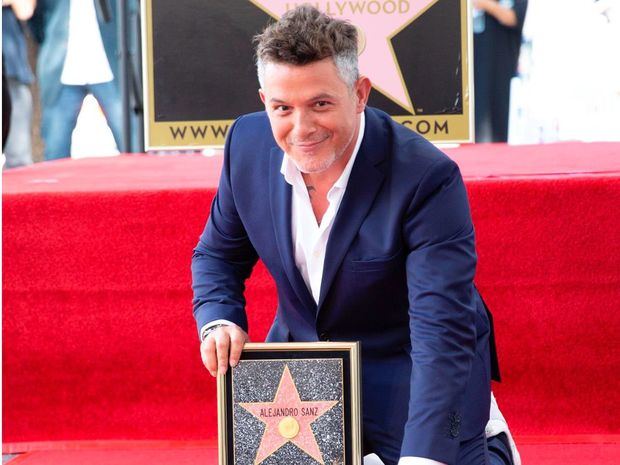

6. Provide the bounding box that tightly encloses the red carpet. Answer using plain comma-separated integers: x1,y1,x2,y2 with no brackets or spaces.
5,437,620,465
518,442,620,465
6,442,217,465
9,450,213,465
3,143,620,463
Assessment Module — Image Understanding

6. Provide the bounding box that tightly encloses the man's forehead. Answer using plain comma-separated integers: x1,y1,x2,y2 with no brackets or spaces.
261,59,350,96
267,92,339,103
262,58,340,79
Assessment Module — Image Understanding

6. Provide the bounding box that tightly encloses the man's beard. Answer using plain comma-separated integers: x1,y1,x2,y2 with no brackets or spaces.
292,150,340,174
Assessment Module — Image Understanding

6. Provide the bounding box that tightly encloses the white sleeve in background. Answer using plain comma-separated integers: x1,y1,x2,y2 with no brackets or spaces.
398,458,446,465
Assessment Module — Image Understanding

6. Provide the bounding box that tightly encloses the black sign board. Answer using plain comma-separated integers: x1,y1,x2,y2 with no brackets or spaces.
142,0,472,149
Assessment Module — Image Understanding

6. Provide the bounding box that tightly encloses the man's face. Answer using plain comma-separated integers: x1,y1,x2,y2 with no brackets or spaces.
259,58,370,175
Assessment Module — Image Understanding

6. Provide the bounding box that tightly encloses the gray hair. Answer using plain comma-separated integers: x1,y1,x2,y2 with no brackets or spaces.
254,5,359,89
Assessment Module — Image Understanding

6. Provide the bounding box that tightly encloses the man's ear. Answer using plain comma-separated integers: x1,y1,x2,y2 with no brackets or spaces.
259,89,266,105
355,76,371,113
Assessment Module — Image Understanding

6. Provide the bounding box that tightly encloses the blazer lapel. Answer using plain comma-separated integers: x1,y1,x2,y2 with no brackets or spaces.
317,111,388,311
269,147,317,312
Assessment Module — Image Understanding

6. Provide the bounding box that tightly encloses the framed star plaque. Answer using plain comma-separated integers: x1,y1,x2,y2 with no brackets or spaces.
217,342,362,465
142,0,473,149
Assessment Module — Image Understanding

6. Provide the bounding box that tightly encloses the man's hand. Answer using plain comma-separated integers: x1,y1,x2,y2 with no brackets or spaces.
473,0,518,27
200,324,249,377
4,0,37,20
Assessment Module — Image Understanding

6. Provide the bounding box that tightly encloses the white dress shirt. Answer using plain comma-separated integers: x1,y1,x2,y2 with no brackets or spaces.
281,113,364,304
201,112,444,465
61,0,114,85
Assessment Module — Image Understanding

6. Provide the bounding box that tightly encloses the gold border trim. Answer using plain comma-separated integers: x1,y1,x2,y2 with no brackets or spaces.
465,0,475,143
217,372,227,465
242,342,357,352
350,342,362,465
141,0,153,151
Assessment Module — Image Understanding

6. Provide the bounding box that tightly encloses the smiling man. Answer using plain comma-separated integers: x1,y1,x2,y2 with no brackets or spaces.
192,6,516,465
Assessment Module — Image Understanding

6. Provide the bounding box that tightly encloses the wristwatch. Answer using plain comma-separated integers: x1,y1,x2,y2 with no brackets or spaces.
200,323,228,342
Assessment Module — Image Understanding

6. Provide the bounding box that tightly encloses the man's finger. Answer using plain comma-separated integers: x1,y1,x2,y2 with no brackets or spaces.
214,330,231,375
201,336,217,377
228,331,247,368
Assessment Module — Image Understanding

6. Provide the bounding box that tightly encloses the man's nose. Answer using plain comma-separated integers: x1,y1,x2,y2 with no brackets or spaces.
292,110,317,140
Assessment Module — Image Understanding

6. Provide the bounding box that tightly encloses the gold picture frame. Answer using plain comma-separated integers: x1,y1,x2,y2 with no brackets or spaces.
217,342,362,465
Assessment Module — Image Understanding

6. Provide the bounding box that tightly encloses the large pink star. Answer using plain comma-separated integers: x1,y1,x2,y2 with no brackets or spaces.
238,365,338,465
250,0,436,113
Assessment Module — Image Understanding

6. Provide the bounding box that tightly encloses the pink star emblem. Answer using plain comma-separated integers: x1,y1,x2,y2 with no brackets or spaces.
238,365,339,465
250,0,436,113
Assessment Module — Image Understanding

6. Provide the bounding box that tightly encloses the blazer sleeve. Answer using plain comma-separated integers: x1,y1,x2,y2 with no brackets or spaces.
191,117,259,338
400,156,478,464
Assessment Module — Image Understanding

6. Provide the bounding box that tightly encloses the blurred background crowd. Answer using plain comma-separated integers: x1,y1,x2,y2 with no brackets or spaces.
2,0,140,168
2,0,620,169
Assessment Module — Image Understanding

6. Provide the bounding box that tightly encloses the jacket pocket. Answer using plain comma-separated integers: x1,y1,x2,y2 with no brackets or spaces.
349,247,404,272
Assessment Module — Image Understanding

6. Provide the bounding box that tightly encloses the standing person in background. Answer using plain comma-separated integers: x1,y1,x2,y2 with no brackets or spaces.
30,0,123,160
2,0,36,169
473,0,528,143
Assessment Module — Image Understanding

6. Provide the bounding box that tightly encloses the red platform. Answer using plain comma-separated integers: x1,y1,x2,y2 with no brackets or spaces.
3,142,620,462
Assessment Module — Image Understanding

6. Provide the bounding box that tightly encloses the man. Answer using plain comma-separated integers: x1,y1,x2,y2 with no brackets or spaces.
193,6,516,465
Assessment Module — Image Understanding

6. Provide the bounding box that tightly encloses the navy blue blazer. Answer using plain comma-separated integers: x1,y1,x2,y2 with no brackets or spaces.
192,107,491,465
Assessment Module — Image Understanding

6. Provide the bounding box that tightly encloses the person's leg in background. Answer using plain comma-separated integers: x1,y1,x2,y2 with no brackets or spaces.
89,80,123,152
41,84,87,160
474,77,494,144
490,70,512,143
4,77,33,168
474,32,494,143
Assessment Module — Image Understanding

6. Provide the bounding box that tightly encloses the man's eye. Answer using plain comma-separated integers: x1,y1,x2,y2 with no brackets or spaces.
315,101,330,108
275,105,290,112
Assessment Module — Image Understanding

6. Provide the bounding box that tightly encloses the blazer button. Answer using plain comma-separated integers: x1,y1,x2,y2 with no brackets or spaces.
319,332,330,341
